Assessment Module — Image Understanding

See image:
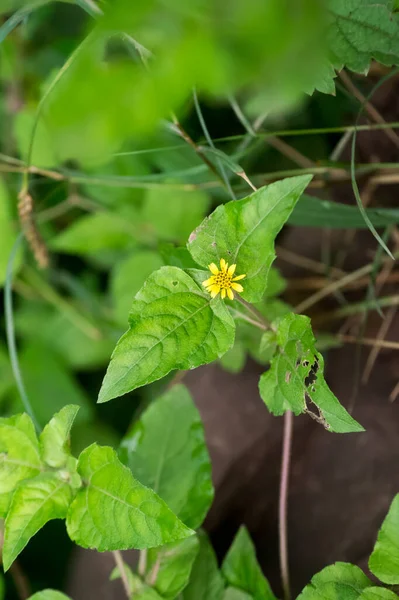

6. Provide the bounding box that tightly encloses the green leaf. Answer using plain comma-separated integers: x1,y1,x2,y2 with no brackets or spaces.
360,589,399,600
187,176,312,303
28,592,72,600
369,495,399,584
120,384,214,530
0,572,4,600
146,536,200,599
110,564,164,599
98,267,235,402
3,472,73,571
258,314,364,433
0,413,42,517
289,195,399,229
328,1,399,73
14,344,93,427
221,526,276,600
0,177,21,287
51,212,136,256
111,250,165,326
220,342,247,374
264,267,287,298
141,187,210,244
66,443,194,551
14,106,57,168
182,531,224,600
223,589,253,600
39,405,80,468
297,562,372,600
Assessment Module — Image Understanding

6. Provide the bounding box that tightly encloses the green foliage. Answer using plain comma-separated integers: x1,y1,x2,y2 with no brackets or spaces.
221,526,276,600
360,590,399,600
188,176,312,303
223,590,252,600
297,562,371,599
39,404,79,468
120,384,214,530
3,472,74,571
27,592,72,600
98,266,235,402
328,0,399,73
111,250,165,326
0,413,42,517
146,536,200,599
182,531,224,600
141,187,210,244
0,177,20,287
66,443,194,550
369,495,399,584
259,314,364,433
290,195,399,229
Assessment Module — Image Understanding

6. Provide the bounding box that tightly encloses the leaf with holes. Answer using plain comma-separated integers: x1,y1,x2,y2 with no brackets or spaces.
3,472,74,571
0,413,42,517
39,405,80,468
98,267,235,403
66,444,194,551
328,0,399,73
222,526,276,600
297,562,372,599
120,384,214,529
187,176,312,303
182,531,224,600
259,314,364,433
369,495,399,584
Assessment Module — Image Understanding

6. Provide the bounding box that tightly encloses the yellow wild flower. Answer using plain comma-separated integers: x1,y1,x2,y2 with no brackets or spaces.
202,258,246,300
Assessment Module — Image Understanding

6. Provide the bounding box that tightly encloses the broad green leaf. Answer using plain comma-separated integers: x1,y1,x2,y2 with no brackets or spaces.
14,344,93,427
304,61,337,96
146,536,200,599
39,405,80,468
98,267,235,402
264,267,287,298
360,589,399,600
182,531,224,600
16,303,115,371
221,526,276,600
0,177,21,286
369,495,399,584
223,589,253,600
328,0,399,73
0,573,3,600
120,384,214,530
28,592,72,600
297,562,371,600
141,187,210,244
14,107,57,168
258,314,364,433
0,413,42,517
159,244,198,270
187,176,312,303
66,443,194,551
51,212,136,256
3,472,73,571
220,341,247,374
289,195,399,229
111,250,164,326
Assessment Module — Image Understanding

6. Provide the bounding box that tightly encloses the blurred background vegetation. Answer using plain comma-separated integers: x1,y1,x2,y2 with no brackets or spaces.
1,0,399,597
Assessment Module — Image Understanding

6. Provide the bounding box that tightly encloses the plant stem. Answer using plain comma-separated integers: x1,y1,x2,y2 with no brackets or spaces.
138,549,147,577
279,410,293,600
112,550,131,598
5,235,41,432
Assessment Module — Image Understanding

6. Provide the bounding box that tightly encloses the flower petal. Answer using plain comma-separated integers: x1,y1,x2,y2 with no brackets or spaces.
209,263,219,275
228,263,237,276
220,258,227,272
233,273,246,281
202,277,214,287
221,288,226,299
227,288,234,300
231,283,244,292
210,284,220,296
